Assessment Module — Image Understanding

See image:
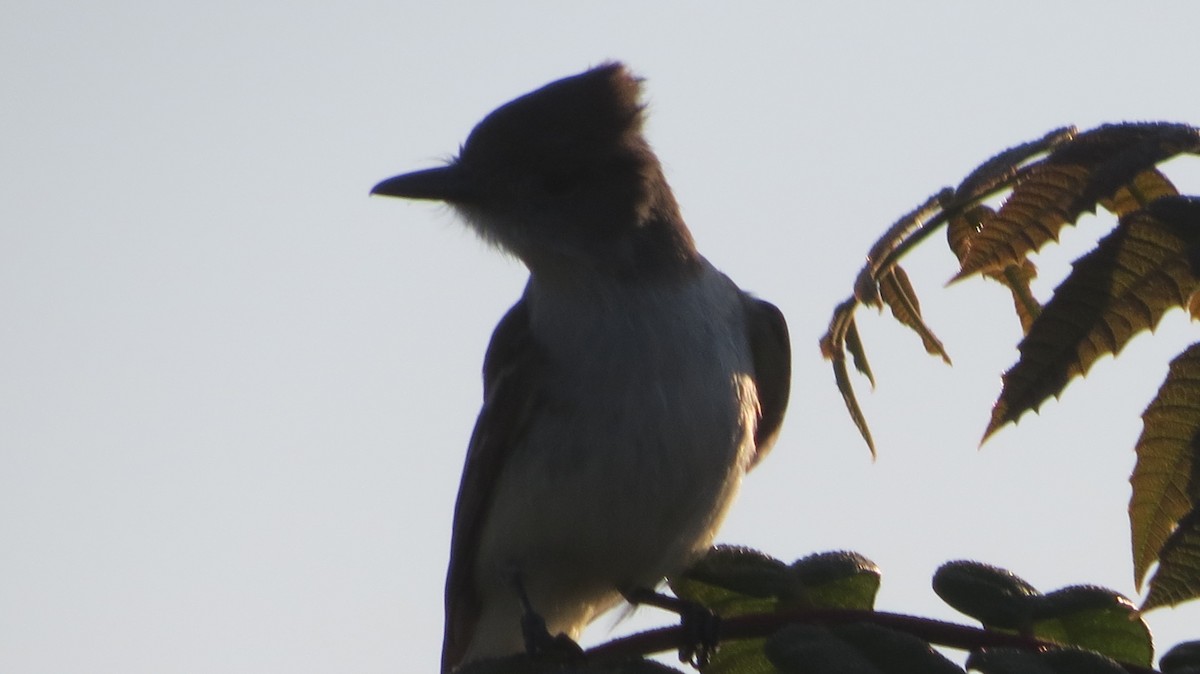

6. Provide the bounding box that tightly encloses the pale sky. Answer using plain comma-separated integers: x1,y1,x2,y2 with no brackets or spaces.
4,3,1200,672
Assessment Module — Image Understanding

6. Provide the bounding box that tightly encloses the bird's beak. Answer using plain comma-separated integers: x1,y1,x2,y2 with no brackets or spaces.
370,165,475,203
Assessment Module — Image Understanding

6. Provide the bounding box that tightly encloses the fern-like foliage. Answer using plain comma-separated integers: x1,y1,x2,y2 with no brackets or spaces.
820,122,1200,608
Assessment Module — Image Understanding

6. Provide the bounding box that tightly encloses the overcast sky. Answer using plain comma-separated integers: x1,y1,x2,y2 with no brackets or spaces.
5,2,1200,672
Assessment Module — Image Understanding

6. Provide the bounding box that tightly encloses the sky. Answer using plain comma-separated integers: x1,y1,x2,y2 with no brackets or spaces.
4,2,1200,672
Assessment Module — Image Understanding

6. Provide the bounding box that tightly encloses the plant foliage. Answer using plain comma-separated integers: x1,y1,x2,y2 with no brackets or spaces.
819,122,1200,610
462,547,1198,674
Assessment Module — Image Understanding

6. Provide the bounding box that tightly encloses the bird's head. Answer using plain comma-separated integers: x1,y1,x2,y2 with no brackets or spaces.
372,63,697,278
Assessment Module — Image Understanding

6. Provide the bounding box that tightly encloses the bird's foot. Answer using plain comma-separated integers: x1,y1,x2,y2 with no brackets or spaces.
514,574,584,662
624,588,721,668
519,610,584,661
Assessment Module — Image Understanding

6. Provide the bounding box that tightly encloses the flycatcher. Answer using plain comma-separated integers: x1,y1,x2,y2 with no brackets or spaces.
372,62,791,672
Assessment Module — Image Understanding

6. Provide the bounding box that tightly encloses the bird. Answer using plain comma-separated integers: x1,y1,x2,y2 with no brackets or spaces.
371,62,791,673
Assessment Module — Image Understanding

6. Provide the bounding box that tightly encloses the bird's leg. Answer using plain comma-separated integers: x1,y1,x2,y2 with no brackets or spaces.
624,587,721,667
512,573,584,661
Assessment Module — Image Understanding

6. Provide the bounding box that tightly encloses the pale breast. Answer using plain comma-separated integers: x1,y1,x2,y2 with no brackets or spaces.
473,259,761,625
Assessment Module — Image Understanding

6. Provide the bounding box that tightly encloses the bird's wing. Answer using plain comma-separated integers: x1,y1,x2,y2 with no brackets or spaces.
742,297,791,469
441,298,544,672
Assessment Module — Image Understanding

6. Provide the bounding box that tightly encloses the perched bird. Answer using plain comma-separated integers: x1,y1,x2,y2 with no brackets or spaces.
372,62,790,672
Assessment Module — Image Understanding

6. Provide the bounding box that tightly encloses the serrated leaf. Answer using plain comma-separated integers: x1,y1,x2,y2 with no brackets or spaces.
996,261,1042,334
955,162,1091,279
984,196,1200,441
949,205,1042,333
954,126,1077,202
822,299,877,456
1130,343,1200,587
931,560,1040,630
789,551,881,611
1100,169,1179,216
1142,508,1200,610
765,624,964,674
956,123,1200,280
878,265,951,364
947,205,993,264
1029,585,1152,666
844,316,875,387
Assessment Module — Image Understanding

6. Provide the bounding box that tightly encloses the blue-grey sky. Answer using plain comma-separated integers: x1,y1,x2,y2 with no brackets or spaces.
4,2,1200,672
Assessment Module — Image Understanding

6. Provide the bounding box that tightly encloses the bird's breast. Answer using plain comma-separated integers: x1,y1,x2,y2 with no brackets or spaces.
476,261,760,604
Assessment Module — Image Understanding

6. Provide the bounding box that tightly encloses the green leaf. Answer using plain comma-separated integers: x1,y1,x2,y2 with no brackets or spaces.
700,637,775,674
671,549,880,674
1160,640,1200,674
789,551,881,611
764,624,963,674
985,196,1200,441
931,560,1040,631
1143,508,1200,610
1131,343,1200,588
671,546,797,617
670,548,790,674
967,647,1128,674
1029,585,1152,667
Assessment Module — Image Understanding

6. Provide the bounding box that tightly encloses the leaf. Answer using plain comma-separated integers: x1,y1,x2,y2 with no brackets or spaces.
671,546,798,616
672,548,881,614
843,318,875,387
821,299,877,456
1160,641,1200,674
967,647,1129,674
1029,585,1153,667
955,123,1200,280
996,261,1042,334
859,190,954,306
1130,343,1200,587
984,196,1200,441
877,265,951,364
1100,169,1179,216
789,551,881,611
949,205,1042,334
931,560,1040,631
671,549,881,674
764,624,964,674
953,126,1077,203
1142,508,1200,610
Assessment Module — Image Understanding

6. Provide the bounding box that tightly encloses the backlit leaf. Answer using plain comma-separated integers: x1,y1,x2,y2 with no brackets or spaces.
1029,585,1152,666
878,266,950,363
1100,169,1179,216
985,197,1200,440
956,123,1200,280
1130,344,1200,587
949,205,1041,333
931,560,1039,631
1143,508,1200,611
